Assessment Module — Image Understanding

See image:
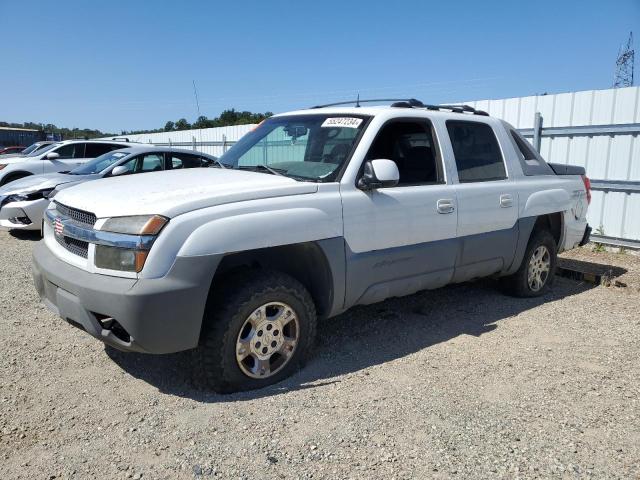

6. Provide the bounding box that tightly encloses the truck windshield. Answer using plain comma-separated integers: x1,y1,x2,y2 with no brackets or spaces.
218,114,370,181
69,150,130,175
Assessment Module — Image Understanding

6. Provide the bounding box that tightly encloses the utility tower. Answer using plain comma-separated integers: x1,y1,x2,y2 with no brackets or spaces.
613,32,634,88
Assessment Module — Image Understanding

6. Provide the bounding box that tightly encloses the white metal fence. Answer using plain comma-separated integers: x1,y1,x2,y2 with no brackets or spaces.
111,124,256,158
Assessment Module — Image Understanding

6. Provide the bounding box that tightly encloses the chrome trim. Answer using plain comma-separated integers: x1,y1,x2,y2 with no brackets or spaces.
45,209,157,250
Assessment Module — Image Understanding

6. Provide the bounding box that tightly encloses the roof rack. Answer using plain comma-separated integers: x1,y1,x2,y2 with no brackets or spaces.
311,98,425,109
310,98,489,116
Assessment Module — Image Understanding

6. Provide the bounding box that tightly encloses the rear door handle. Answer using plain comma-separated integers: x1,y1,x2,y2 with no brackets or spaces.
437,199,455,214
500,194,514,208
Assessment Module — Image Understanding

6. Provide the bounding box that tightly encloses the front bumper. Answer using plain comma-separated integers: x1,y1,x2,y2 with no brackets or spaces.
32,241,221,353
0,197,47,231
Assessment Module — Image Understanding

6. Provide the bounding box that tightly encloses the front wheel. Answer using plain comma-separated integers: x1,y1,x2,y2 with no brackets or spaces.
502,229,557,297
194,270,317,393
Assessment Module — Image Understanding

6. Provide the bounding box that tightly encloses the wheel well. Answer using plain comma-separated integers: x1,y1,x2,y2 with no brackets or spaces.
210,242,334,318
533,212,562,247
0,171,32,186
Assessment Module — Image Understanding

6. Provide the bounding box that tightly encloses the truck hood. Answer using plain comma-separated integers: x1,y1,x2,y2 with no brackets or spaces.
53,168,319,218
0,172,96,195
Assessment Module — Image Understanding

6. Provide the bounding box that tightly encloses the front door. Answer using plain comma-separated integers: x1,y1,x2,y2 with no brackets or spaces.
44,143,87,174
341,118,458,307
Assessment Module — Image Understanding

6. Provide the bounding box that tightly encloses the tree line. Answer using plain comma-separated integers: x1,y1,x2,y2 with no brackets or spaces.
122,109,273,135
0,109,273,139
0,121,111,140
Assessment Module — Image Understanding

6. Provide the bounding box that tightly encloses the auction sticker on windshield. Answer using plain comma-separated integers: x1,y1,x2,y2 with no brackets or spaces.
321,117,363,128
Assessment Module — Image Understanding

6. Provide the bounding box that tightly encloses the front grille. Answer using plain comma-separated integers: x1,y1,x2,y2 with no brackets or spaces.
55,234,89,259
54,202,96,227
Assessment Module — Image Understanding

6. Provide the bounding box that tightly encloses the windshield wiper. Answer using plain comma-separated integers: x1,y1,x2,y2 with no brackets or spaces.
237,164,286,177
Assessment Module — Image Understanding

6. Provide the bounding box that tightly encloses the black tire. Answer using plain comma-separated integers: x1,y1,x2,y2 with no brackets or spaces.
501,229,557,297
193,269,317,393
0,172,31,186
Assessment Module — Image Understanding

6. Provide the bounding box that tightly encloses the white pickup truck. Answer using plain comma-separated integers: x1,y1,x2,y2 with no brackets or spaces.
32,100,591,393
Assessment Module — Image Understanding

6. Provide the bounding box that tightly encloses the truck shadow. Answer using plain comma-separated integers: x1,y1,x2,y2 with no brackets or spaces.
105,275,599,402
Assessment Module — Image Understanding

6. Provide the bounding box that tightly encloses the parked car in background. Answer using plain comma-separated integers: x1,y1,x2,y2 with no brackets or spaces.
0,139,131,186
16,141,56,156
0,146,219,232
32,101,591,393
0,146,25,156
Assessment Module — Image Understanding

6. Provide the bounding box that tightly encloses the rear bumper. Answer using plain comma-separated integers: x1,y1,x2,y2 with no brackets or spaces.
32,241,221,353
579,224,592,247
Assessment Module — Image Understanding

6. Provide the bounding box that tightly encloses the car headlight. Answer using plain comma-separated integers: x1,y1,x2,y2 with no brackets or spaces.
5,188,54,203
95,215,168,272
101,214,168,235
0,164,6,170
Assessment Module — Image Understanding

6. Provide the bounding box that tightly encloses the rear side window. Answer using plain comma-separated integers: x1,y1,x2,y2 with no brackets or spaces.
509,129,554,176
168,153,207,169
85,143,120,158
446,121,506,182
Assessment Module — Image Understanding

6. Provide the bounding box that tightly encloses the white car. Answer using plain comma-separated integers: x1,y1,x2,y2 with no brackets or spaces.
0,139,131,186
33,99,592,393
0,146,219,232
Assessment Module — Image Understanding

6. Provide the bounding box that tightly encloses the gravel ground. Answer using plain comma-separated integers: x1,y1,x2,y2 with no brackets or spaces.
1,231,639,479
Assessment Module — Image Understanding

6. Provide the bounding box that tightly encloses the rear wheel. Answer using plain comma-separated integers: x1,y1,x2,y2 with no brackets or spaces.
194,270,317,393
502,229,557,297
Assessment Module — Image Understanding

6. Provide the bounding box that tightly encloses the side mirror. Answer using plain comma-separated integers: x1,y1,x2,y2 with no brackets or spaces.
110,165,129,176
45,152,60,160
357,159,399,190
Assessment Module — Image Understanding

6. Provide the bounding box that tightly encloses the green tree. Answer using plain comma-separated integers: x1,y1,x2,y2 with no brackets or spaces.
175,118,191,130
164,121,175,131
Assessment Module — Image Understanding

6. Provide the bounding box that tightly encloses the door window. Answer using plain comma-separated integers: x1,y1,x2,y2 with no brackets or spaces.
139,153,164,172
53,143,85,159
446,121,506,182
365,120,441,185
113,154,164,174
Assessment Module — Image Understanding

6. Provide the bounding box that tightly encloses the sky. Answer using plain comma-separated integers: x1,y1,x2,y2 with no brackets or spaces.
1,0,638,132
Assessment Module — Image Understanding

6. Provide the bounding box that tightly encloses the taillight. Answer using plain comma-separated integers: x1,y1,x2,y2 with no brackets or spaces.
581,175,591,204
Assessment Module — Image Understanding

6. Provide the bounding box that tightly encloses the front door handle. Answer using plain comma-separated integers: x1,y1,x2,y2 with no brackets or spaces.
500,194,514,208
437,199,455,214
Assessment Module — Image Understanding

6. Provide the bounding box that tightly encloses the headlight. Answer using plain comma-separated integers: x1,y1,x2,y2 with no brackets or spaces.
0,164,6,170
95,245,149,273
95,215,168,272
5,188,53,203
101,215,168,235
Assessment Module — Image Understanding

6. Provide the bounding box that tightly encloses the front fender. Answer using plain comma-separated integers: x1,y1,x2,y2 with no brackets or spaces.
521,189,571,218
178,207,342,257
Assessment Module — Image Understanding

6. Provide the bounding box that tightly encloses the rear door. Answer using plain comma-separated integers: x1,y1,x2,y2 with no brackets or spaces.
446,120,519,281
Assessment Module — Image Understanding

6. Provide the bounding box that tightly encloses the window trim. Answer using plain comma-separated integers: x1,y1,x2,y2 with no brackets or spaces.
355,116,446,188
508,128,555,176
445,119,508,184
